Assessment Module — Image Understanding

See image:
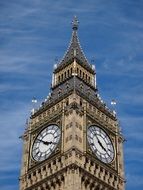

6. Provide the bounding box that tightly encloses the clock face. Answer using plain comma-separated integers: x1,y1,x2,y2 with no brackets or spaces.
32,124,61,162
87,125,114,163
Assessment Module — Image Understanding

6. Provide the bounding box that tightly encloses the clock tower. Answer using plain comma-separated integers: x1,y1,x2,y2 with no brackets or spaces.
19,17,125,190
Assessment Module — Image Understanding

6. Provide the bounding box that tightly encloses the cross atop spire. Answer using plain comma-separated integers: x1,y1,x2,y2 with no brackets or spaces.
72,16,79,30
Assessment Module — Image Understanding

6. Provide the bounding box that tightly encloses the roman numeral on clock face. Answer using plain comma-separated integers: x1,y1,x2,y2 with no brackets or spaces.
87,125,114,164
32,125,61,162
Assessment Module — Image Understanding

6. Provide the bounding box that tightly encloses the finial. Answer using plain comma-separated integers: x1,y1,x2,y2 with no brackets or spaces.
72,16,79,30
111,99,117,116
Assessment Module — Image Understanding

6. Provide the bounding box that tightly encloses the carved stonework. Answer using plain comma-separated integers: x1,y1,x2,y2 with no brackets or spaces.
19,17,125,190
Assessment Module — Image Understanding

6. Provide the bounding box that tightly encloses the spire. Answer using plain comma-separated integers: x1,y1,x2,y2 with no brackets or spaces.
54,17,94,74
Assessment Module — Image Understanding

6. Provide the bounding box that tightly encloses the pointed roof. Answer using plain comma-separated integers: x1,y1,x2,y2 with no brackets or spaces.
54,16,95,74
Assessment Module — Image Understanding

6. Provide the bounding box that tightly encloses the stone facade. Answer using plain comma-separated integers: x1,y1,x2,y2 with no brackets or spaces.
19,17,125,190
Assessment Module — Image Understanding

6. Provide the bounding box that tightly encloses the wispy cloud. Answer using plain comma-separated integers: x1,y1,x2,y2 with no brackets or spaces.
0,102,29,189
0,104,29,172
126,173,143,188
0,0,143,190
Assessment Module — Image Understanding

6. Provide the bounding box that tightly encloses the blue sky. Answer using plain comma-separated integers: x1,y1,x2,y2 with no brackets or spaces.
0,0,143,189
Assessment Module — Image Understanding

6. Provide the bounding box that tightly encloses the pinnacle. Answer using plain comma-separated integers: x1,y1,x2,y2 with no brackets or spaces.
54,17,94,73
72,16,79,31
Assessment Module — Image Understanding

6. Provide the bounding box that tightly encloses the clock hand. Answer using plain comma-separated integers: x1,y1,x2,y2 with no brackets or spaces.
43,141,53,145
96,136,107,152
37,139,52,145
37,139,47,143
37,139,57,145
44,141,57,145
108,148,112,152
106,150,112,158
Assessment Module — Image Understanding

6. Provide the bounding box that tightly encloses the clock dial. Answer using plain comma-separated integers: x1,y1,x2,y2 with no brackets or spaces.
32,124,61,162
87,125,114,163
